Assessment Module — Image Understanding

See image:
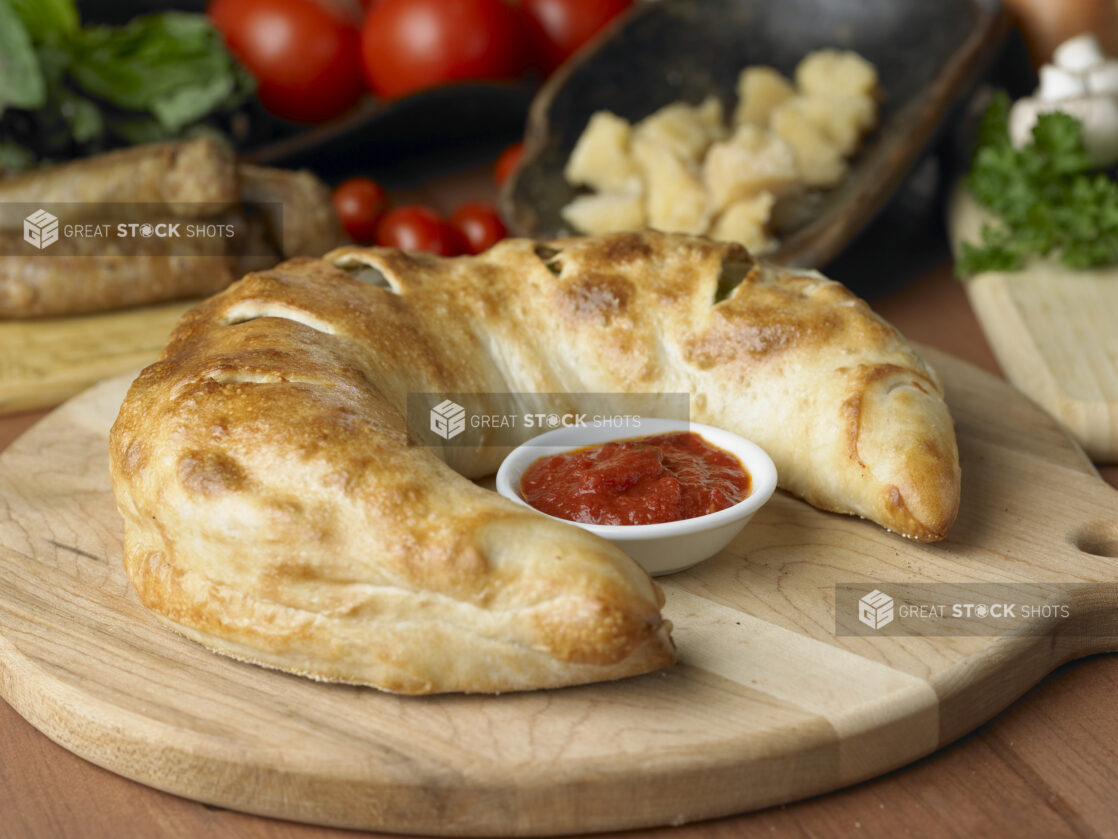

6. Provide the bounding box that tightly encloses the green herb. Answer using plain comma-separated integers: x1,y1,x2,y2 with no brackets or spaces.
0,0,252,165
0,0,47,111
8,0,78,44
58,88,104,143
0,141,36,172
68,13,251,132
958,90,1118,276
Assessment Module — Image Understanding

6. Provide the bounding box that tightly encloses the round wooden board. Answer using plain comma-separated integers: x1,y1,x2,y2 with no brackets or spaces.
0,348,1116,836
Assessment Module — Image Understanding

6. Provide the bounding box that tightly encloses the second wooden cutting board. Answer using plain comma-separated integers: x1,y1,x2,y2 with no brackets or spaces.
0,299,194,415
949,187,1118,461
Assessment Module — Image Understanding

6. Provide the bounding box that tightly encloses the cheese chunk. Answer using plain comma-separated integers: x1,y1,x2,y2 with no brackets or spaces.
796,49,879,99
634,96,726,164
558,49,881,246
710,192,777,255
564,111,641,192
632,139,710,235
703,125,800,213
561,190,647,235
771,99,848,188
734,66,796,127
789,94,876,156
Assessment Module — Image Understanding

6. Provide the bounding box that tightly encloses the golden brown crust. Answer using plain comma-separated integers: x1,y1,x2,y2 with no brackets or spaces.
111,254,675,694
328,231,960,537
110,230,959,694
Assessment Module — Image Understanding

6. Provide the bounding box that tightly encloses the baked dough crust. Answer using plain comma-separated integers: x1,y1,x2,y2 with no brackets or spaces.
110,230,959,694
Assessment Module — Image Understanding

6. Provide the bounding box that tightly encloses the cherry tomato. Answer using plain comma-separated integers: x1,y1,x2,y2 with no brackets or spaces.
333,177,388,243
451,202,508,254
494,141,524,186
361,0,527,99
209,0,364,123
520,0,633,73
376,205,464,255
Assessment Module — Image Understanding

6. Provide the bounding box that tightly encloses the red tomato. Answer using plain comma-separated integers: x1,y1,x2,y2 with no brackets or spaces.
451,202,508,254
376,205,464,255
208,0,364,123
494,141,524,186
333,177,388,243
360,0,527,99
520,0,633,73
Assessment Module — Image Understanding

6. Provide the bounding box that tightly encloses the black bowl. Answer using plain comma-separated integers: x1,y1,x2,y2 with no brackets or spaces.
504,0,1007,268
242,82,536,185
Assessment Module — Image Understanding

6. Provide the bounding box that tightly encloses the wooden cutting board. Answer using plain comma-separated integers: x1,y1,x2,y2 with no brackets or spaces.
0,300,195,415
0,348,1116,836
948,188,1118,462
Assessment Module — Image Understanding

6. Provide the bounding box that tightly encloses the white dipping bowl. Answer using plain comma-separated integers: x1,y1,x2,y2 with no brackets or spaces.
495,418,777,576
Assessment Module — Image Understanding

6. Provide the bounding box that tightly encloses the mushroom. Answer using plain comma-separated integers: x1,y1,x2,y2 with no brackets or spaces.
1008,32,1118,167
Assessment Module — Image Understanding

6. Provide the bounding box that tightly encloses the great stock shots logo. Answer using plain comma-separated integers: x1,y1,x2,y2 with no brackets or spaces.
3,202,282,257
408,393,691,448
429,399,467,440
858,589,895,630
835,583,1095,636
23,209,59,250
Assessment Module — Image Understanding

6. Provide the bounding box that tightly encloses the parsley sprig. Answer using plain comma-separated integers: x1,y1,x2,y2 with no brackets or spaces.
957,91,1118,276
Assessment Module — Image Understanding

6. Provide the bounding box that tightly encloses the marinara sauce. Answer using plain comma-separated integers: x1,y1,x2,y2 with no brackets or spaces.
520,432,751,526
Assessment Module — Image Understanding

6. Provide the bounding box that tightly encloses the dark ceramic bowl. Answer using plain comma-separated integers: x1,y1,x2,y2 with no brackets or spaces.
241,81,536,184
503,0,1007,268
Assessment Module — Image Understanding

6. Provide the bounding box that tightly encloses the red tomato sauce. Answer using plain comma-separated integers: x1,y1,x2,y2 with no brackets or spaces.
520,431,751,526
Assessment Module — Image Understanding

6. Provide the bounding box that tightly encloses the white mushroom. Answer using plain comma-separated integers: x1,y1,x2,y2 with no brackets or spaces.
1010,95,1118,167
1037,65,1088,100
1052,32,1106,73
1086,60,1118,95
1008,32,1118,167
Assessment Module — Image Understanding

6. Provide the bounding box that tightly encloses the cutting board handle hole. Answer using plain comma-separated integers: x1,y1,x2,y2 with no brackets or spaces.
1072,521,1118,557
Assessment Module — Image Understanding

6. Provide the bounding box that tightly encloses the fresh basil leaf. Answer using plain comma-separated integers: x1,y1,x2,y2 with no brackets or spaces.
8,0,78,44
68,13,237,113
7,9,247,162
226,59,256,106
107,114,174,145
151,72,234,132
35,42,71,85
0,0,47,111
59,89,104,143
0,141,36,173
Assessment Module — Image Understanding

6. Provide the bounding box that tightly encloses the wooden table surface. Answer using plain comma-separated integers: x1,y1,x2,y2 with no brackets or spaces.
2,212,1117,836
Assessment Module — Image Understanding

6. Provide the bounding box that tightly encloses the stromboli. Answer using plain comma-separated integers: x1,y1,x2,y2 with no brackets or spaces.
109,229,960,694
